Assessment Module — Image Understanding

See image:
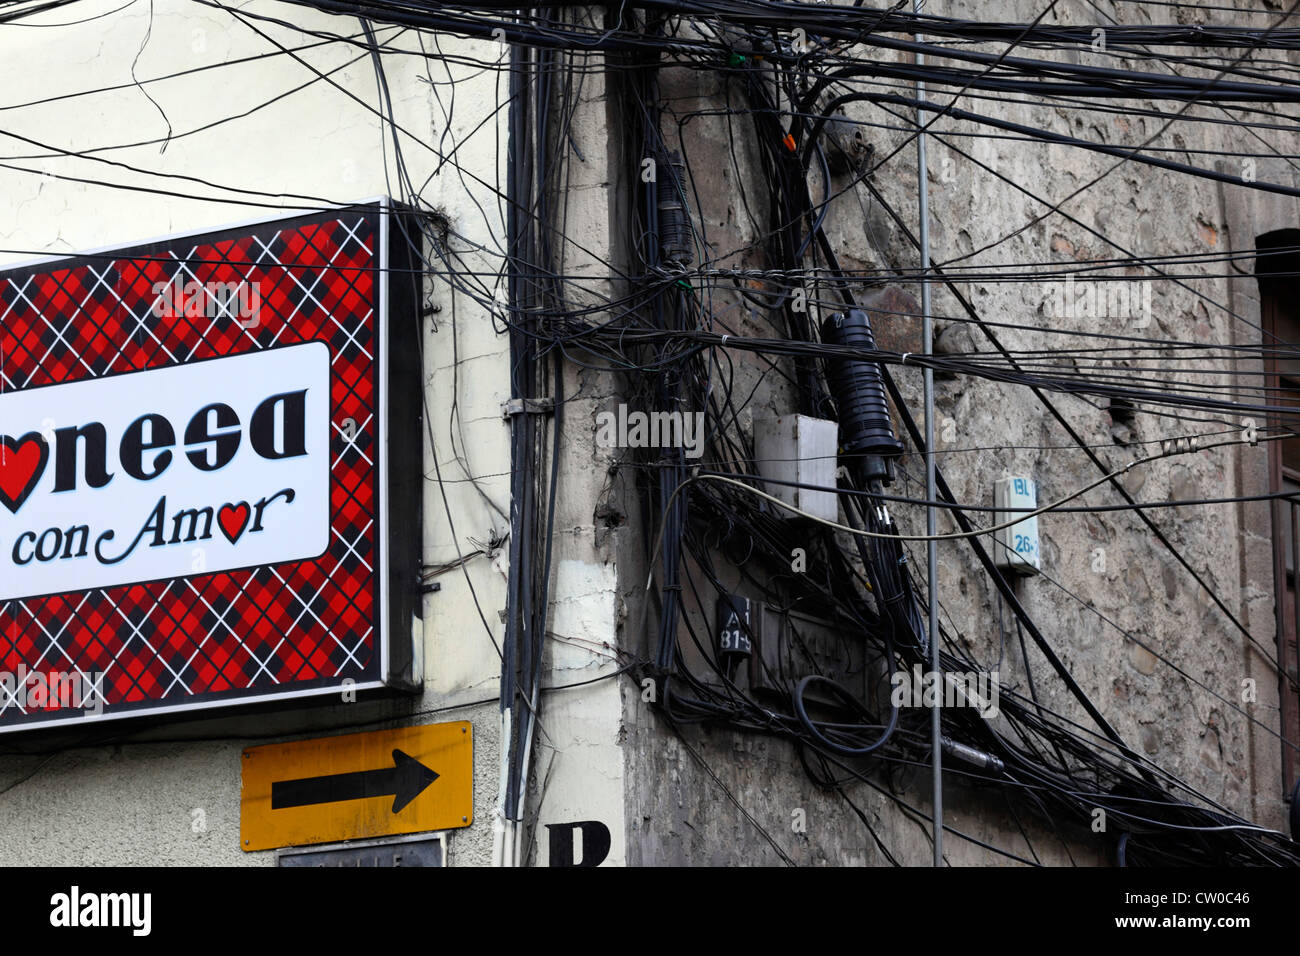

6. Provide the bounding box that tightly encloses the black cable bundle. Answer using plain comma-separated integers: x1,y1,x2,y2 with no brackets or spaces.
820,308,904,485
296,0,1300,866
657,150,693,268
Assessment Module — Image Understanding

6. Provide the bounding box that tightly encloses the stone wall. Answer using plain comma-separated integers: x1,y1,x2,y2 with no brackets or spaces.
616,0,1295,864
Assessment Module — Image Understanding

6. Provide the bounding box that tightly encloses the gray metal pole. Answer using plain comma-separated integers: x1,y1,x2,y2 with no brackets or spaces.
914,0,942,868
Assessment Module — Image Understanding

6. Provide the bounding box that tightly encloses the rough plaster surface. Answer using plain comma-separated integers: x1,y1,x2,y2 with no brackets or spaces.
618,0,1294,864
0,0,1292,867
0,2,514,866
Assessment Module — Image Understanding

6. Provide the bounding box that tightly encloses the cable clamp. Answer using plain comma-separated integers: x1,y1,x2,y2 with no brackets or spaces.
501,397,555,420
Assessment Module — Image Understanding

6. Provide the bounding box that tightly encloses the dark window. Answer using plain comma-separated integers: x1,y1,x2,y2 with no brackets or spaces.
1258,229,1300,797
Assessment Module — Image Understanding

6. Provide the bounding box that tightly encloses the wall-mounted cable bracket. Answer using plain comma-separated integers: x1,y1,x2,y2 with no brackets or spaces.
500,397,555,420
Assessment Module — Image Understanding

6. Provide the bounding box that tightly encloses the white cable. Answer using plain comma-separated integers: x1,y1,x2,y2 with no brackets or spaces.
645,431,1269,586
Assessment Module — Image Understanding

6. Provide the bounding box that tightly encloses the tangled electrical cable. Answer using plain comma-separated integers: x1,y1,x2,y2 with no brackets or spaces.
12,0,1293,865
392,0,1300,866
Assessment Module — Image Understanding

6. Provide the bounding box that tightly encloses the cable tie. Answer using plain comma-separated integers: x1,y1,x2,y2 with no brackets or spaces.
901,352,911,365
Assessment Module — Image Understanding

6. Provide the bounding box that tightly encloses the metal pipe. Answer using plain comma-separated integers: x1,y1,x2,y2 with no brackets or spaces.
497,21,529,868
914,0,942,868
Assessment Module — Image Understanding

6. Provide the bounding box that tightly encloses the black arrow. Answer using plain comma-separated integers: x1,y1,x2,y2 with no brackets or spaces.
271,749,439,814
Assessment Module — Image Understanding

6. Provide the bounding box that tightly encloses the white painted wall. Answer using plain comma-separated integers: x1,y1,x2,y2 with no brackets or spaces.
0,0,626,866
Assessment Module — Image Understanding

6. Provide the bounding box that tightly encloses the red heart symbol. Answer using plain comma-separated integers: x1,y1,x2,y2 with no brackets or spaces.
0,432,49,513
217,502,251,543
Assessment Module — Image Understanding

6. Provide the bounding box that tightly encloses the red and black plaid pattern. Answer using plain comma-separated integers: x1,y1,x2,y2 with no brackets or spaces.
0,207,384,729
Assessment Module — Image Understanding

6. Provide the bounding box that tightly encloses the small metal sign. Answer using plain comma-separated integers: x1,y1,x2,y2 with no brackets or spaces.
241,721,472,851
277,832,446,867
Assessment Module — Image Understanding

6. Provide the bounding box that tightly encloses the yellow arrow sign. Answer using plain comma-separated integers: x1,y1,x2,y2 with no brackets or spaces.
240,721,473,851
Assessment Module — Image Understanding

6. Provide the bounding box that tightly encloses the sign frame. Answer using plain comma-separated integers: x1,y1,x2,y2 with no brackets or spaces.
0,197,423,734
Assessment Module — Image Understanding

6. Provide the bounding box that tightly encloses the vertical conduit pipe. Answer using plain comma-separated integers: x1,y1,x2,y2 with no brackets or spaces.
914,0,943,868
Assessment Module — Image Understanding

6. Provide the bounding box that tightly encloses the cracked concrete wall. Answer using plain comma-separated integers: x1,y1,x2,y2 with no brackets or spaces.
615,0,1297,865
514,52,632,866
0,0,1292,869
